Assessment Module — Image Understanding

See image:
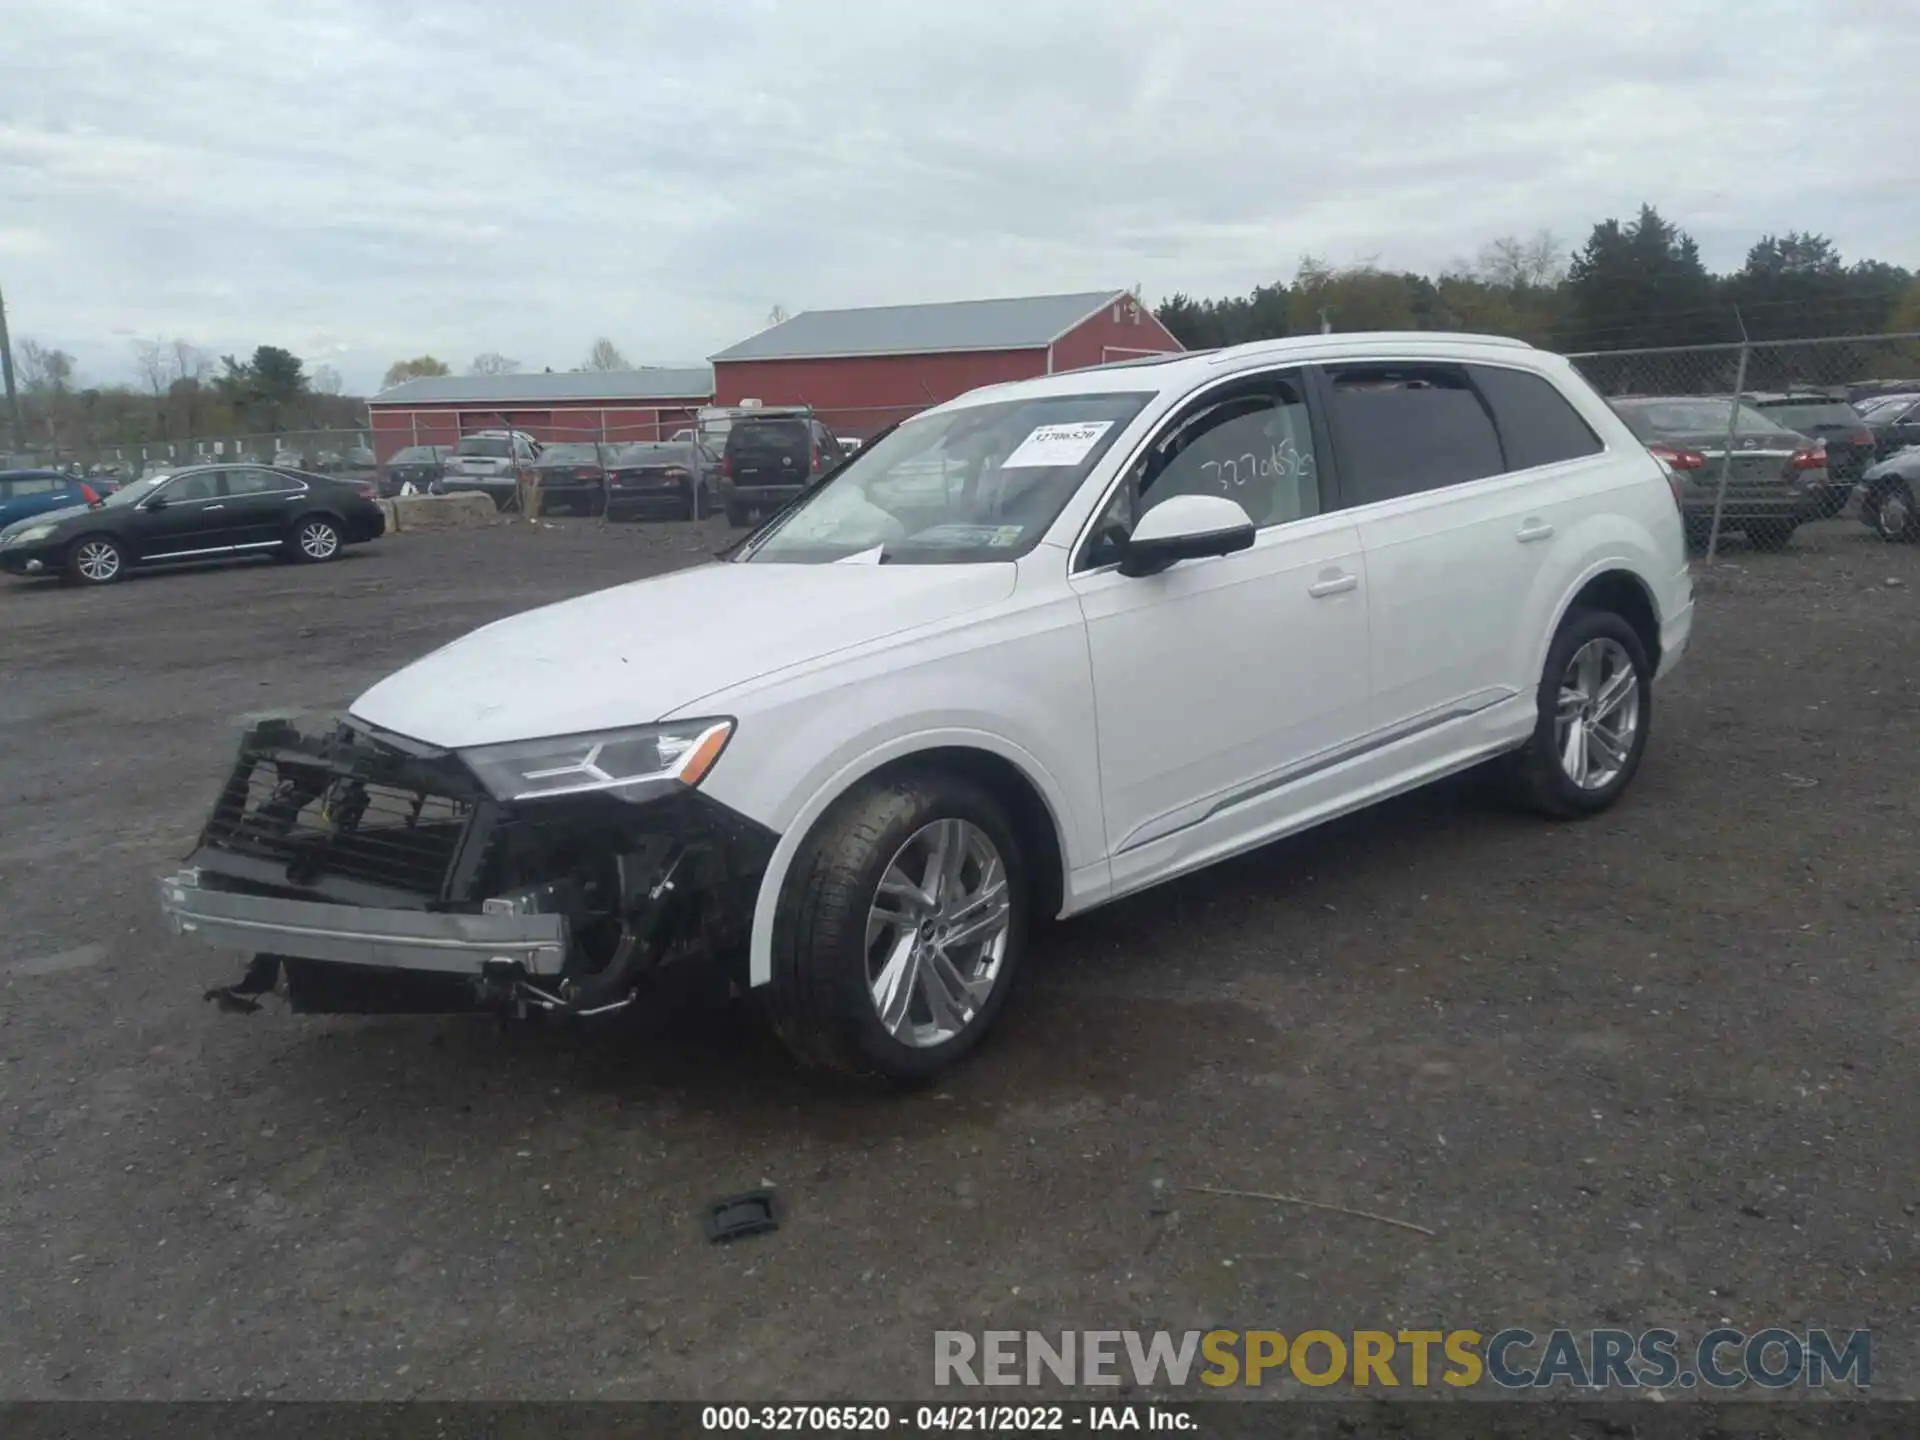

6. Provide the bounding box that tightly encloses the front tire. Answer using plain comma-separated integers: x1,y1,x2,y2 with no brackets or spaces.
289,515,343,563
1868,481,1917,542
66,534,126,586
767,772,1026,1081
1505,609,1653,819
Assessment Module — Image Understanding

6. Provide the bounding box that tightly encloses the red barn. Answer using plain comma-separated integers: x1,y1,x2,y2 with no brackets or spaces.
366,367,714,463
708,291,1182,439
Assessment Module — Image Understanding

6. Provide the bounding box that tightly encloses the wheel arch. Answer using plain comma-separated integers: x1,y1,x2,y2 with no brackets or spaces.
1537,562,1664,682
745,734,1074,989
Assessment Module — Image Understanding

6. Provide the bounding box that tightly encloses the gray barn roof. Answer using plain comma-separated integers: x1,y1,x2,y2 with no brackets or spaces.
371,367,714,406
709,291,1127,363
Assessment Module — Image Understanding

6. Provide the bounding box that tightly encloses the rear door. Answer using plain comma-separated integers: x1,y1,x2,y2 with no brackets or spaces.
1317,359,1607,736
221,466,310,546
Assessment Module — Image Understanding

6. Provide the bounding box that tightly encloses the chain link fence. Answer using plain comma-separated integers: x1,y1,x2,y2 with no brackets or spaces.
1566,332,1920,560
414,402,933,526
58,430,376,478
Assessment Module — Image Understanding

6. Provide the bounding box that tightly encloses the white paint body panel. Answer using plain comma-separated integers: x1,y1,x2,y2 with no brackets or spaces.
341,334,1693,990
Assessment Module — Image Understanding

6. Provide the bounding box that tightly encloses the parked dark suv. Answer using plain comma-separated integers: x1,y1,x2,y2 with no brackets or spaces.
715,409,844,526
1743,393,1875,516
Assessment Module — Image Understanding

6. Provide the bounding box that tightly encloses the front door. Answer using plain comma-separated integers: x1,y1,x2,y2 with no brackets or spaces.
132,469,236,558
1070,366,1372,893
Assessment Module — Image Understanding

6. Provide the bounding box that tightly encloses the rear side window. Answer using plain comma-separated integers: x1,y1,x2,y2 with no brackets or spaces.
1468,365,1604,470
1324,365,1504,504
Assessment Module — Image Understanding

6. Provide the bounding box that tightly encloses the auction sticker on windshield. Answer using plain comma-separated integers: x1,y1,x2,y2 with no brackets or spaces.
1002,421,1113,468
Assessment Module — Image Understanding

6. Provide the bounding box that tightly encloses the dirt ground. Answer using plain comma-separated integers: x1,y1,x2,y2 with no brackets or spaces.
1,514,1916,1402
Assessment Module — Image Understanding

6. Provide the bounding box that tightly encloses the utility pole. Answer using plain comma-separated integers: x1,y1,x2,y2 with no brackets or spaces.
0,282,22,455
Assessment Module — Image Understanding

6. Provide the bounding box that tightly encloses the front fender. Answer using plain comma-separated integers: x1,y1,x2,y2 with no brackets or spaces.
736,727,1087,988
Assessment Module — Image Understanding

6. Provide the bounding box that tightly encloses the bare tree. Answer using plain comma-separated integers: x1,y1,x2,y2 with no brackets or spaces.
1476,230,1566,290
585,338,630,372
468,351,522,376
312,363,344,395
17,339,75,394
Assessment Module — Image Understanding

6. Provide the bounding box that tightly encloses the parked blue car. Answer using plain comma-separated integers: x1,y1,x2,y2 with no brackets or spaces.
0,470,102,530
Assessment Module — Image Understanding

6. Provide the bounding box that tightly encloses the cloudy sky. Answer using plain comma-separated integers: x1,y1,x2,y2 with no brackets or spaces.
3,0,1913,394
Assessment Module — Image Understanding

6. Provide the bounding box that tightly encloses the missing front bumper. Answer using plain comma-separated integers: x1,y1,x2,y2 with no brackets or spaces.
160,868,567,975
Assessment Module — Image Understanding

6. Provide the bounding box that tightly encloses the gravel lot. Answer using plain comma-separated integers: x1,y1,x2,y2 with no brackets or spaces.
1,515,1916,1401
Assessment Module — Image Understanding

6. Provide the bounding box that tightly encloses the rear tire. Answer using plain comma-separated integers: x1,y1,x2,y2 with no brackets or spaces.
767,772,1026,1082
1503,609,1653,820
65,534,126,586
288,515,343,563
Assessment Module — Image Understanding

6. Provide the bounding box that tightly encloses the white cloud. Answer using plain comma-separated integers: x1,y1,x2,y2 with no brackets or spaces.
0,0,1914,392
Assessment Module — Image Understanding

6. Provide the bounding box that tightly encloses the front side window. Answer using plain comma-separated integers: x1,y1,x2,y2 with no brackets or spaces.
162,471,224,502
740,391,1152,565
1326,364,1505,504
1082,370,1321,569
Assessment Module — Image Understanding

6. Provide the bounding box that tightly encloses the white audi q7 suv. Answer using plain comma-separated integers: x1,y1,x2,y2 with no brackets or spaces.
162,333,1693,1080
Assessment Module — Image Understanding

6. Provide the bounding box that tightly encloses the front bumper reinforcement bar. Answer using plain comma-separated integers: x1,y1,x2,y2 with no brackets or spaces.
159,867,567,977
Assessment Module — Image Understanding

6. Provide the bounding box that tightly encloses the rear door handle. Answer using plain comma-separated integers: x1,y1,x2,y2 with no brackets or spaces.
1516,520,1554,542
1308,572,1359,598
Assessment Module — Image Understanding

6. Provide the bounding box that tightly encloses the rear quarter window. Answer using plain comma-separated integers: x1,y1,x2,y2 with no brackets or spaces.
1468,365,1604,470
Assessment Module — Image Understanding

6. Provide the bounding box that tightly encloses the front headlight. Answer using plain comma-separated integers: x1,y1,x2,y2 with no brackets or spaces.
7,523,57,544
460,719,733,803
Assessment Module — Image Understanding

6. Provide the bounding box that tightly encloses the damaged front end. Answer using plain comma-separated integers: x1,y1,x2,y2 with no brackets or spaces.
159,712,773,1020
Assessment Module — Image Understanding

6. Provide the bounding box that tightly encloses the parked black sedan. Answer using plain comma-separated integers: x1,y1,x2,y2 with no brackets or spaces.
378,444,451,497
0,463,384,586
604,441,715,521
529,443,611,516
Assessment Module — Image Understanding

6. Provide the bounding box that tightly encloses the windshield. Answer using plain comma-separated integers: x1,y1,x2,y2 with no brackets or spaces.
390,446,437,463
614,443,691,465
1860,394,1919,418
741,391,1152,565
1612,399,1797,440
455,437,512,458
539,443,602,463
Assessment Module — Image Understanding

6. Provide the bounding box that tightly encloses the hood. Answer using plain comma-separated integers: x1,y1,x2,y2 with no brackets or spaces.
1866,444,1920,481
349,559,1017,748
1,504,92,537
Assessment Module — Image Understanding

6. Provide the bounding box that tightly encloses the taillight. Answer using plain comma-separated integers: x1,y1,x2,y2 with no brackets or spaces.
720,452,732,478
574,468,598,479
1852,430,1873,447
1790,445,1826,471
1648,443,1705,471
358,482,378,499
809,443,820,472
79,483,99,505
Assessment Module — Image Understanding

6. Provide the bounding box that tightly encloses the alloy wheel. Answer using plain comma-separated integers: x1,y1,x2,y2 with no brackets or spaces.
76,540,120,583
1554,636,1640,791
864,817,1012,1048
1877,487,1912,542
299,521,340,559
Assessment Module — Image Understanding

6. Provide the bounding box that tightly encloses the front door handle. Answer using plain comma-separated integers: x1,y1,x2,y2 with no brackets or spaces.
1308,572,1359,598
1517,520,1554,542
200,503,225,511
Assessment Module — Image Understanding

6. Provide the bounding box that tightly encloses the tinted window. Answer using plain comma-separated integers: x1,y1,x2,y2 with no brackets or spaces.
1468,365,1603,470
390,446,438,463
728,418,811,458
225,467,302,496
539,444,603,462
456,436,512,458
1326,365,1504,503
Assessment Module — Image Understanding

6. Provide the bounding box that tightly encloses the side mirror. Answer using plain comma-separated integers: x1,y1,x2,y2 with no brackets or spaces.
1117,494,1256,577
142,495,167,511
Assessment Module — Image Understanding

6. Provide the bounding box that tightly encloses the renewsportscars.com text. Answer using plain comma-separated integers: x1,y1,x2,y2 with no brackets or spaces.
934,1327,1870,1391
